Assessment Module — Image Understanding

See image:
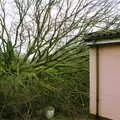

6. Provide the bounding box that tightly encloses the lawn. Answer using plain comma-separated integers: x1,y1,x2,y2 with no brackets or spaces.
51,115,93,120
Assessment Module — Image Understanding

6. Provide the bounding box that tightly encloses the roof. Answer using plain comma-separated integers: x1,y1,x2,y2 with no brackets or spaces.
84,29,120,45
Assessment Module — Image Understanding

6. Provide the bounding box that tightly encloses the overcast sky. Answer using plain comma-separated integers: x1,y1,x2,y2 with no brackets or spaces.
1,0,120,29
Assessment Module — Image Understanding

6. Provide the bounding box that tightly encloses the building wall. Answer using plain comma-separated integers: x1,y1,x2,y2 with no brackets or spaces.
90,44,120,120
90,47,97,114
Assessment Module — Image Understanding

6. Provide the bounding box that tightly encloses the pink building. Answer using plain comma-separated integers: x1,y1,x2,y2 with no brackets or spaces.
85,29,120,120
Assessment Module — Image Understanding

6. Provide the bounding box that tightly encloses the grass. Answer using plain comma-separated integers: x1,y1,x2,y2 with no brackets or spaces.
51,115,94,120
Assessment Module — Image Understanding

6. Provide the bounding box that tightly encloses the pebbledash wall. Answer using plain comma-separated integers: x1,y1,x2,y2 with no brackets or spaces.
84,29,120,120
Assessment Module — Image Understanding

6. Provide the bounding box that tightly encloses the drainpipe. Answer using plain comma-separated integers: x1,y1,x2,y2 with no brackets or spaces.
96,45,100,120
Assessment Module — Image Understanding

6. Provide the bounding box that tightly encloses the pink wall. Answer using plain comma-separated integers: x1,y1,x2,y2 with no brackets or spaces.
90,44,120,120
90,47,97,114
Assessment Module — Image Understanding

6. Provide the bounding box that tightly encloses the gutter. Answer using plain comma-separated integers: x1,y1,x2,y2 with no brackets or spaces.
96,45,100,120
87,40,120,46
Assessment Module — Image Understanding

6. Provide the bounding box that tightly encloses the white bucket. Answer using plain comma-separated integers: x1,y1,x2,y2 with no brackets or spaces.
45,108,55,119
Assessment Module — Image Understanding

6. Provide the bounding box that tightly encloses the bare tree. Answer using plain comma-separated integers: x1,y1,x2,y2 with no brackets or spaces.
0,0,120,72
0,1,120,118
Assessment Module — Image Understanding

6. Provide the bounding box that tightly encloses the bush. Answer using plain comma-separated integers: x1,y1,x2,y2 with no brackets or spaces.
0,40,89,119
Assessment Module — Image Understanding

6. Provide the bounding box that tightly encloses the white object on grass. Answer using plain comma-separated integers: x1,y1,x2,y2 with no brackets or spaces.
45,106,55,119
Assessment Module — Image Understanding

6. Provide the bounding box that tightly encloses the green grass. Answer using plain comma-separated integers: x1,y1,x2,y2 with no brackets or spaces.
51,115,94,120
